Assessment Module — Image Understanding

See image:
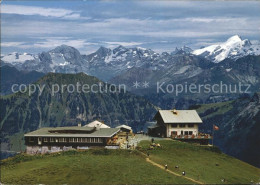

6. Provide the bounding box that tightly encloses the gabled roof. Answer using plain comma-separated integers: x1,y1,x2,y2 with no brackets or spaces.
116,124,132,131
154,110,202,124
84,120,110,128
24,126,119,137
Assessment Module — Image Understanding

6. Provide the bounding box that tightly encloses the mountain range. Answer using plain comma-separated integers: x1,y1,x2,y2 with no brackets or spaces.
2,35,260,82
1,35,260,167
2,35,260,108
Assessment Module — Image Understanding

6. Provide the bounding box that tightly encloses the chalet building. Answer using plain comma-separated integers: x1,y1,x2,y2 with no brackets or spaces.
149,109,211,144
24,125,120,154
149,109,203,137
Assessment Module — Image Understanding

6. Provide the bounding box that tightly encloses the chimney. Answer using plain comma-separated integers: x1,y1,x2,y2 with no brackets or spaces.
96,123,101,130
78,123,82,127
173,109,178,115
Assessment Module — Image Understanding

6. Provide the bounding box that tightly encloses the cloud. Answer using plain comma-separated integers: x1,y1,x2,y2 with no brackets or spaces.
104,42,143,47
1,39,97,50
1,5,81,19
1,42,26,47
1,1,260,54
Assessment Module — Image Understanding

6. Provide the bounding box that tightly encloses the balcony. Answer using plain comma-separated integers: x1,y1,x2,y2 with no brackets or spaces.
172,133,212,140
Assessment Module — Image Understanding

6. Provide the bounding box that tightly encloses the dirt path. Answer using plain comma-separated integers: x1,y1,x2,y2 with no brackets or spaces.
145,157,204,184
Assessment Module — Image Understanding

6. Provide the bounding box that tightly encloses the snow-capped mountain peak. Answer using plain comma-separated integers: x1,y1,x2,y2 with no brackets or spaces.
192,35,260,63
226,35,242,43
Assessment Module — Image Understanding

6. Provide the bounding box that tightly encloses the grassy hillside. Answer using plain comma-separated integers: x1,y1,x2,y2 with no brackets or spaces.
192,93,260,168
1,140,259,184
138,140,260,184
1,149,191,184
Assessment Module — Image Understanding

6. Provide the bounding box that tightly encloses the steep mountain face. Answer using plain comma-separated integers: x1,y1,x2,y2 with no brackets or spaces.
0,73,157,151
82,45,173,80
109,53,211,89
0,65,45,95
13,45,88,74
85,46,181,80
193,35,260,63
109,55,260,109
171,46,193,55
194,93,260,167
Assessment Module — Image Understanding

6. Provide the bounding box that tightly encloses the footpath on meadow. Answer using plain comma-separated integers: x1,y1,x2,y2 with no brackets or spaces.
145,157,204,184
137,150,204,184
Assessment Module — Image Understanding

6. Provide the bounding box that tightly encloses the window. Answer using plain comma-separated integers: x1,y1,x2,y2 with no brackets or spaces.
98,138,103,143
188,131,193,135
184,131,189,135
188,124,194,128
69,138,73,142
59,138,66,142
29,137,34,142
179,124,186,128
43,138,48,142
171,124,177,128
50,138,55,142
95,138,101,143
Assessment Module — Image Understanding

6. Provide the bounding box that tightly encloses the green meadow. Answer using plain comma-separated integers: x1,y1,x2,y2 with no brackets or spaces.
1,140,259,184
138,140,260,184
1,149,190,184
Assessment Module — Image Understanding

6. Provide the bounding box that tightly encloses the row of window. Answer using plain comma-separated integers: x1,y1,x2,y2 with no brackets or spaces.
171,124,194,128
29,137,103,143
183,131,193,135
171,131,193,135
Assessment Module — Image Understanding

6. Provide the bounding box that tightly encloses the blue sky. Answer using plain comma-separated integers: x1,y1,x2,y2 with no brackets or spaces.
1,1,260,54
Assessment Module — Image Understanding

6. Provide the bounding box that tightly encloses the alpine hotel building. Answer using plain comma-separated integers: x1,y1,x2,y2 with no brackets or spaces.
149,109,203,138
24,123,120,154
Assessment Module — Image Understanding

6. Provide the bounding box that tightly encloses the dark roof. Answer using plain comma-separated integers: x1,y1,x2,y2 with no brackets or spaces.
24,126,120,138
